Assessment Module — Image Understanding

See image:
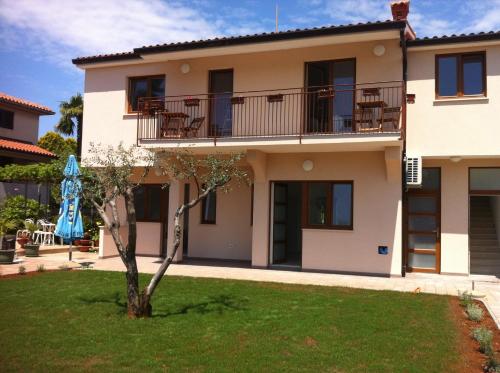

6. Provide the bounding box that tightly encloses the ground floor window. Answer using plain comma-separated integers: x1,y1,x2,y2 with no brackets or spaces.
304,181,353,230
133,184,165,222
201,189,217,224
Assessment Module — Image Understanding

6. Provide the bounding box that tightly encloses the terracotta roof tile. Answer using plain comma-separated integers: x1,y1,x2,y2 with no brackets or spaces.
408,30,500,47
0,138,56,158
0,92,54,115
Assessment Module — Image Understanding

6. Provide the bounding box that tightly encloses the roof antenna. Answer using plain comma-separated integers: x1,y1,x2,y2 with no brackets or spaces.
275,2,279,33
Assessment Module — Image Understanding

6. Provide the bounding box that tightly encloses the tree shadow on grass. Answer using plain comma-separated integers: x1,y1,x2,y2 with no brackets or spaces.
153,294,248,318
77,293,248,318
77,292,127,314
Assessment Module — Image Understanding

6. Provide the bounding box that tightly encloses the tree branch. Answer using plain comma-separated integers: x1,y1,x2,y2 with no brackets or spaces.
142,187,213,302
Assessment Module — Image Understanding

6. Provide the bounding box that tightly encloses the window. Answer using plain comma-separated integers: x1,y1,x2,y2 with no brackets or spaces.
0,109,14,129
128,75,165,112
133,184,165,222
201,189,217,224
436,52,486,98
470,168,500,193
304,181,353,229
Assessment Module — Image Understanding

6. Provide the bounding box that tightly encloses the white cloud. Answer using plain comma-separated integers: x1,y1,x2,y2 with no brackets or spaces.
462,0,500,33
0,0,220,68
409,12,456,37
320,0,391,24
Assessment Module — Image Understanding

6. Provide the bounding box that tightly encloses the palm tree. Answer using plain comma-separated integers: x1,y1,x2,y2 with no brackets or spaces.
56,93,83,159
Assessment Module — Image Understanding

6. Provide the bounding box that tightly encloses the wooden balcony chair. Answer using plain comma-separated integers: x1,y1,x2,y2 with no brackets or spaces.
140,99,165,116
361,87,381,98
354,108,380,133
160,113,182,138
378,107,401,131
181,117,205,138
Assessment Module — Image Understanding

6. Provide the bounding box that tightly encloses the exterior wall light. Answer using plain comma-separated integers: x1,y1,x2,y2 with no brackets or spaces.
373,44,386,57
450,156,462,163
302,160,314,172
180,63,190,74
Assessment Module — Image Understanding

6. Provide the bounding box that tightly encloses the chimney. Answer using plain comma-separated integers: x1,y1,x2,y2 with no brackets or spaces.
391,0,410,21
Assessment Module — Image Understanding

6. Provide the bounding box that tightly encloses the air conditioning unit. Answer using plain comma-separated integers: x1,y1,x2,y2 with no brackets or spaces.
406,156,422,187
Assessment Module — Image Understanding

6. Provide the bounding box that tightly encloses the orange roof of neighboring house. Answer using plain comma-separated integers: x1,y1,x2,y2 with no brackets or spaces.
0,138,56,158
0,92,54,115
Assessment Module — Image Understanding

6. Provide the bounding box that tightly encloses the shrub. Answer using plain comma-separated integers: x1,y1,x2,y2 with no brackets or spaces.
36,264,46,272
459,290,474,307
58,264,70,271
18,265,26,275
485,355,500,373
0,196,48,232
472,327,493,355
466,303,483,322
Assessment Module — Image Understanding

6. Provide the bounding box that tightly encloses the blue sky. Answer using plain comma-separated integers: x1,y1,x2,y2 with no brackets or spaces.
1,0,499,139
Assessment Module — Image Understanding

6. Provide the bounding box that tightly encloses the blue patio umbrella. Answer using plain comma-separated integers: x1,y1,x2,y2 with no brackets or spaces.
55,155,84,261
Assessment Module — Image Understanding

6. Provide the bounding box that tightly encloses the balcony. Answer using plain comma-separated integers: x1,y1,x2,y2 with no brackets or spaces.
137,81,405,148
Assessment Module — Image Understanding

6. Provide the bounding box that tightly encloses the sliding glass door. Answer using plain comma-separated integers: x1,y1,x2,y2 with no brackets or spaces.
305,59,355,134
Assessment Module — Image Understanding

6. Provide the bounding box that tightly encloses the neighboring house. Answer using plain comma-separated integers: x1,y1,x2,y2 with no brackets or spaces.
73,0,500,277
0,92,55,203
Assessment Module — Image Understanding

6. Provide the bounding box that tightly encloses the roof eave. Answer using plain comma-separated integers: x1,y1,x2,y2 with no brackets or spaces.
0,99,55,116
72,20,407,66
408,32,500,48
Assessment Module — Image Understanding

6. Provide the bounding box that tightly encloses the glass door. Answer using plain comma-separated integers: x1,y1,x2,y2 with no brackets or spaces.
209,69,233,137
332,60,355,133
272,183,288,264
406,168,441,273
305,59,355,134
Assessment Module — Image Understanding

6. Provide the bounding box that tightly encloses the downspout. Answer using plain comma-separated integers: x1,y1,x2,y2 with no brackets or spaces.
400,26,408,277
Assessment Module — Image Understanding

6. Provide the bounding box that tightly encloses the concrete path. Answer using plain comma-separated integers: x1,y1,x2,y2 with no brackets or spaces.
1,253,499,328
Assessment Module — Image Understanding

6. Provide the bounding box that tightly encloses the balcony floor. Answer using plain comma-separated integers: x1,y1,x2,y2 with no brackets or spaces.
139,132,403,153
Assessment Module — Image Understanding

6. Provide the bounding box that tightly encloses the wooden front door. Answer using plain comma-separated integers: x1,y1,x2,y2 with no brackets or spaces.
406,168,441,273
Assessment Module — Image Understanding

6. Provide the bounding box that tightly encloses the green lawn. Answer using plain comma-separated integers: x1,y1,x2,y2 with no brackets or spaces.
0,271,462,372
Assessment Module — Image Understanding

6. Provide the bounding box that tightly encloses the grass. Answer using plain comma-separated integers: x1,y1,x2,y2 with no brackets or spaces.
0,271,461,372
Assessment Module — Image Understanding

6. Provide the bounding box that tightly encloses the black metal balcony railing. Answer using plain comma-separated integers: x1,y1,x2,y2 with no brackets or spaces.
137,81,405,144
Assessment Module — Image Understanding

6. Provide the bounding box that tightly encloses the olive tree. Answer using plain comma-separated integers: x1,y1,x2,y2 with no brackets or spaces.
83,143,248,318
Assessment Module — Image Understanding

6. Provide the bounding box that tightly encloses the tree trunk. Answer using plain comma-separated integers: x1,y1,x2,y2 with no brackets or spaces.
141,188,213,307
76,116,83,160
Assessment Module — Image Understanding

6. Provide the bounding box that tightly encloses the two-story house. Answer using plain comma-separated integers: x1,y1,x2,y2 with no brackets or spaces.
0,92,55,202
73,0,500,278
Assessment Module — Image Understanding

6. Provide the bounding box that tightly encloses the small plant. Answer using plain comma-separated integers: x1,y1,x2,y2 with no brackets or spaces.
58,264,70,271
466,303,483,322
459,290,474,307
23,221,38,244
484,354,500,373
36,264,46,272
18,265,26,275
472,327,493,355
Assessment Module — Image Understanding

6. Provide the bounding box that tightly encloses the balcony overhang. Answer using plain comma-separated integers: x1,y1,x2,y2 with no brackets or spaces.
140,134,402,154
140,30,400,62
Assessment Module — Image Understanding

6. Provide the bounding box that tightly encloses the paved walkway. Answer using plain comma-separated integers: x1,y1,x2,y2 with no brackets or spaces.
1,253,499,327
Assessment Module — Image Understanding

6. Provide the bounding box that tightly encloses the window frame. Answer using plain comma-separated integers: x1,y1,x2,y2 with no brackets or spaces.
200,189,217,225
435,51,486,99
0,108,14,130
302,181,353,230
134,184,167,223
127,74,165,113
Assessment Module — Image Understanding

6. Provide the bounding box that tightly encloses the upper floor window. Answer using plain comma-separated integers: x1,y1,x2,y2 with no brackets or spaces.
128,75,165,112
0,109,14,129
436,52,486,98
